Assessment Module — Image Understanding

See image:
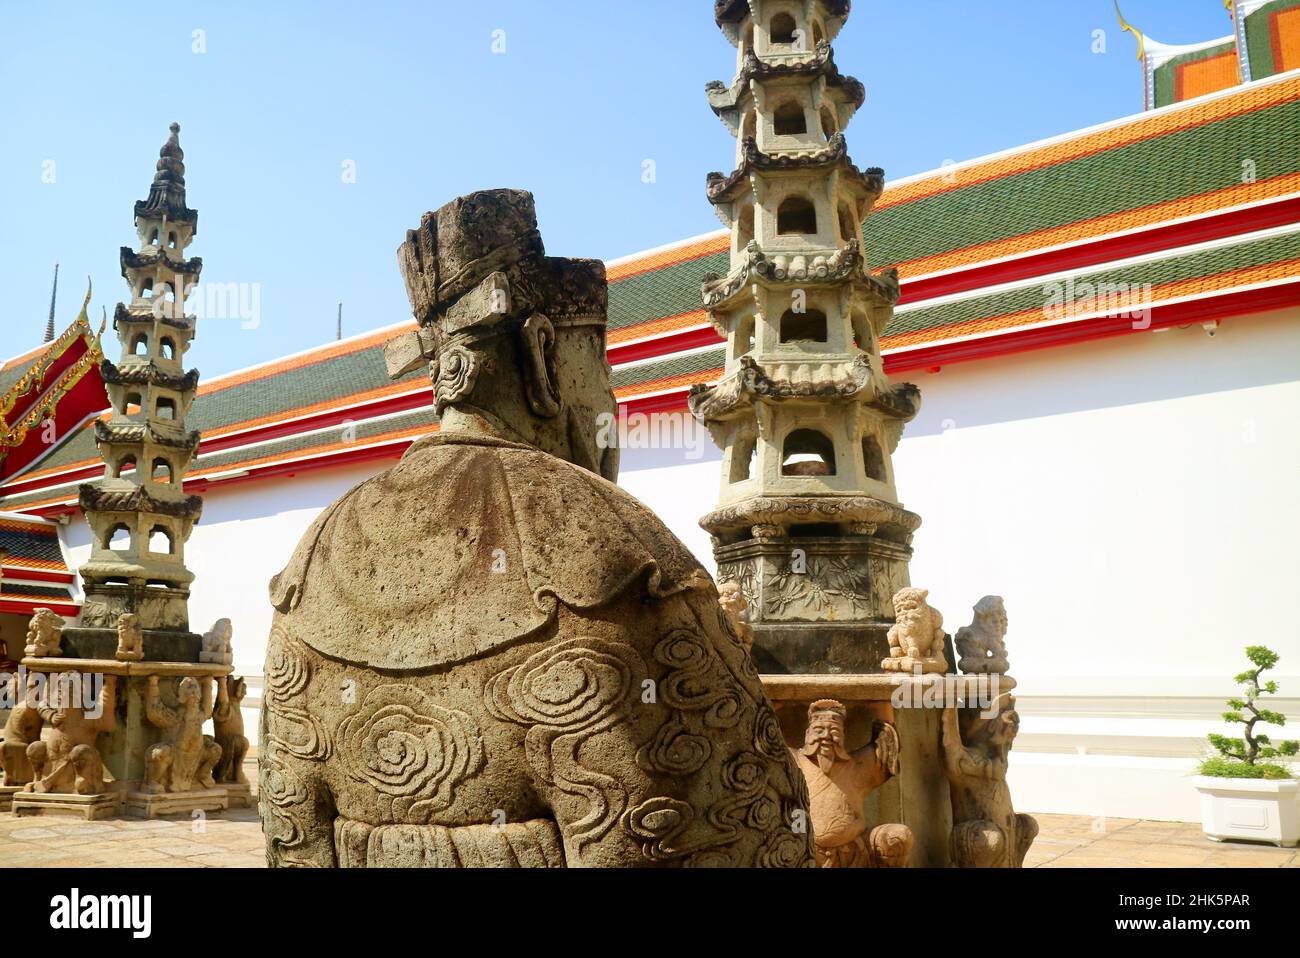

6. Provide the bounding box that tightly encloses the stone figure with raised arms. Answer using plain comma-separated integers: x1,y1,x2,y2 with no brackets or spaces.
791,699,913,867
940,694,1038,867
259,190,813,868
213,675,249,785
142,675,223,793
1,675,45,787
25,675,117,796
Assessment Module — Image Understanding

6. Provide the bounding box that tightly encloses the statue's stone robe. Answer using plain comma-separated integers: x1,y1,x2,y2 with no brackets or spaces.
260,434,813,868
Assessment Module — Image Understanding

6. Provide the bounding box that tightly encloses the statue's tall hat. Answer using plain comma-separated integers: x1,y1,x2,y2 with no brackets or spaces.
388,189,607,380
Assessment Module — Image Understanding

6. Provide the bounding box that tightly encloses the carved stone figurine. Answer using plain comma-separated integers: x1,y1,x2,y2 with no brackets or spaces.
881,587,948,674
199,618,234,665
1,675,45,786
955,595,1009,675
940,695,1038,868
791,699,913,868
115,612,145,662
261,190,813,868
24,608,65,658
213,675,249,785
717,581,754,654
25,675,117,796
142,675,222,793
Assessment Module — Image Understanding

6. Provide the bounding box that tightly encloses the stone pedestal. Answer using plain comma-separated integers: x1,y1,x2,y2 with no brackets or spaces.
17,654,232,819
0,784,21,812
762,672,1016,868
221,781,252,809
125,787,228,820
12,790,124,821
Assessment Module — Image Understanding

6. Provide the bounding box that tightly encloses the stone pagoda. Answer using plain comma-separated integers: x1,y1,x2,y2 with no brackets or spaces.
78,122,203,632
692,0,923,676
8,125,247,821
693,1,1036,869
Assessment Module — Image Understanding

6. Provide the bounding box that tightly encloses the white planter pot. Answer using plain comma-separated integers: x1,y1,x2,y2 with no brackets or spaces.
1193,776,1299,848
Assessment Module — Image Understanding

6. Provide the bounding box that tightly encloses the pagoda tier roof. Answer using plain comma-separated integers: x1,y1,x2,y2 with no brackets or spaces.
699,494,922,545
78,483,203,519
701,240,900,309
688,355,920,423
120,247,203,276
714,0,852,30
707,43,865,118
706,134,885,205
134,198,198,226
100,359,200,393
112,302,194,332
2,75,1297,517
93,419,201,452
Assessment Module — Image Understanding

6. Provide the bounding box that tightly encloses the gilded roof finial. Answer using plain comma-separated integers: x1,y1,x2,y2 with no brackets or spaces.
1114,0,1145,61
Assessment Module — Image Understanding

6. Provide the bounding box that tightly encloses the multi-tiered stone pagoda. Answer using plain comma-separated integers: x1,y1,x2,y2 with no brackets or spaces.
692,0,923,675
78,123,204,633
9,125,244,822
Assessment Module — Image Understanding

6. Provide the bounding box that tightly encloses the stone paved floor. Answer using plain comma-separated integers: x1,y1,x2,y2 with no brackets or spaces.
1025,813,1299,868
0,761,1296,868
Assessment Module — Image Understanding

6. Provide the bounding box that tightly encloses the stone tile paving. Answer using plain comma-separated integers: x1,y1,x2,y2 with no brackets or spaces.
0,767,1295,868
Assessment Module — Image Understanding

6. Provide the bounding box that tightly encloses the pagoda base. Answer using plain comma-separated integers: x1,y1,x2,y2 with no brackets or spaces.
59,626,203,663
219,781,252,808
78,582,193,633
761,672,1016,868
11,790,124,821
751,620,892,674
0,784,22,812
19,654,233,788
125,787,229,820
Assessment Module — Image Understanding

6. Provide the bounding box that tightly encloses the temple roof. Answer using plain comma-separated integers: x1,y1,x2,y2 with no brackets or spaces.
0,290,106,484
1,72,1297,517
0,512,78,619
1118,1,1300,109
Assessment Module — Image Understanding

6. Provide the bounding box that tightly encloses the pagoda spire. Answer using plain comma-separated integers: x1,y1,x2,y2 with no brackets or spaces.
44,263,59,343
691,0,923,674
76,123,204,632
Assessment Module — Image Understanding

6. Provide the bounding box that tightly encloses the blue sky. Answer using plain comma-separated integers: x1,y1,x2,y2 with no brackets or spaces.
1,0,1236,377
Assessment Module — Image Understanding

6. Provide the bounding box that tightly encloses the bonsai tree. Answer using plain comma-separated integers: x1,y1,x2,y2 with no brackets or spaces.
1201,646,1298,779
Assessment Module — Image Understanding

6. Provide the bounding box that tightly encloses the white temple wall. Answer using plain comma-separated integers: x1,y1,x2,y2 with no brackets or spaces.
55,306,1300,820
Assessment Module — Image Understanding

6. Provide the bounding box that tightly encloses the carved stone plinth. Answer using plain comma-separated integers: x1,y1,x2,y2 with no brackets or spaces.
221,782,252,809
22,655,232,789
58,626,202,664
716,534,917,674
762,672,1017,868
0,784,21,812
125,787,229,820
12,790,123,821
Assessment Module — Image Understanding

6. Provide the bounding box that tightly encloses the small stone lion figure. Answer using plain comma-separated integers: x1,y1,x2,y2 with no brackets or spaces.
881,588,948,674
115,612,145,662
24,608,65,658
955,596,1009,675
199,618,233,665
717,581,754,653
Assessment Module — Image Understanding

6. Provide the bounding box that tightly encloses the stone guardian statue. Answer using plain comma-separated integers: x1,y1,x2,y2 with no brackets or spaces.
259,190,813,868
940,695,1038,867
791,699,913,867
